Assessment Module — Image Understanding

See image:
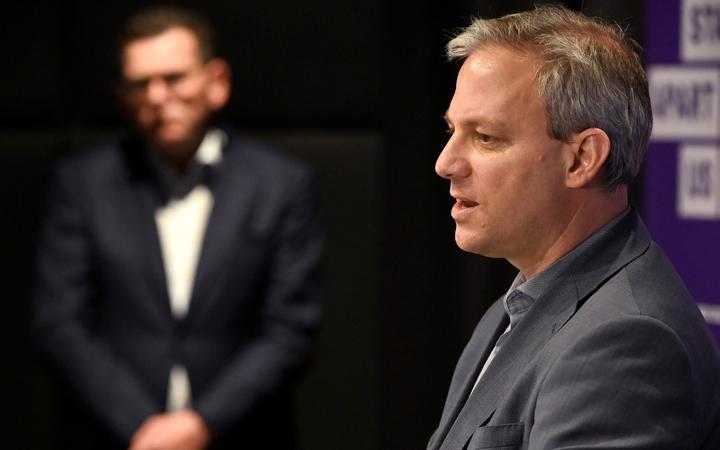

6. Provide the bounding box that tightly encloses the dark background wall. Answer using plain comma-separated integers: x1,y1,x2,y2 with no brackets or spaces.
1,1,644,449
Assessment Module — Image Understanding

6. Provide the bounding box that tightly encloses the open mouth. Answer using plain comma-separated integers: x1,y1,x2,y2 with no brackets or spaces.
457,199,479,208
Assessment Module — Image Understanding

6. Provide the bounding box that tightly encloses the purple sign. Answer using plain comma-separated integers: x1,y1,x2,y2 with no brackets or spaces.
644,0,720,343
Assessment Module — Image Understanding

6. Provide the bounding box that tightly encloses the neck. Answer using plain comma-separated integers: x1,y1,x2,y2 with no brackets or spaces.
151,133,205,174
512,186,628,279
163,146,197,173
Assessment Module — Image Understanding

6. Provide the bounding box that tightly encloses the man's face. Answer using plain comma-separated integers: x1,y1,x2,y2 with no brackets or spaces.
436,45,572,268
120,26,228,154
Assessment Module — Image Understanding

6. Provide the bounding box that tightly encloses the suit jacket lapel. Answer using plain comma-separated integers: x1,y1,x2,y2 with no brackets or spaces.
439,277,580,450
135,182,173,317
123,143,172,318
185,141,257,325
430,301,509,450
437,210,651,450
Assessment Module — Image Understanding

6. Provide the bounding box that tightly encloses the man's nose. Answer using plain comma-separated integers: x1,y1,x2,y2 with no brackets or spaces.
435,137,470,179
146,77,171,105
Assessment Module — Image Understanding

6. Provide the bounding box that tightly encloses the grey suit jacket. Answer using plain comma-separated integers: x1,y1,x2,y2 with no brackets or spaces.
428,211,720,450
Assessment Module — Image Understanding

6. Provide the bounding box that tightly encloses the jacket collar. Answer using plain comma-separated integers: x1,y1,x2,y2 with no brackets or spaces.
435,209,652,450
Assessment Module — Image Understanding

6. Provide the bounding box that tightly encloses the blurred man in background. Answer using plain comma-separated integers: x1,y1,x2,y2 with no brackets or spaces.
34,6,323,450
429,5,720,450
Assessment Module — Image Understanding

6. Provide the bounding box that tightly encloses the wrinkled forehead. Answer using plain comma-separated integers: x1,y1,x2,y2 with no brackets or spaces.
447,46,545,124
459,44,539,91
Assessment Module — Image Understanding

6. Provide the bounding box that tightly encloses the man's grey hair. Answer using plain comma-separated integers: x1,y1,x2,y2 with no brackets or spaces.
447,5,652,190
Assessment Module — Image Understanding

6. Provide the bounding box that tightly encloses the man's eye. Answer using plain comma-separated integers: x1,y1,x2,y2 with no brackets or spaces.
163,73,187,85
476,133,494,143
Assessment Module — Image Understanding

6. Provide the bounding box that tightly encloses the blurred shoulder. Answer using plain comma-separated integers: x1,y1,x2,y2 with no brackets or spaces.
223,132,312,181
54,138,139,173
50,138,148,192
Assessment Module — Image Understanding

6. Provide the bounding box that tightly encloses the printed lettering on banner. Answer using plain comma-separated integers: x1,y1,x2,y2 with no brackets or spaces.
682,0,720,61
677,144,720,219
649,66,720,140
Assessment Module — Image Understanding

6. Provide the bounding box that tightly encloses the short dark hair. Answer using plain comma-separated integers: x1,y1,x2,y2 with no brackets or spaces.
116,5,216,68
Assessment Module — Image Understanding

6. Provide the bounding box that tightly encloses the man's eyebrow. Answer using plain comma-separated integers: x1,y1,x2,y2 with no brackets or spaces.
442,112,506,133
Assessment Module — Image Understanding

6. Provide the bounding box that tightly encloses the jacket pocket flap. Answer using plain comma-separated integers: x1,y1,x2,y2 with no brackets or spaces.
468,422,524,449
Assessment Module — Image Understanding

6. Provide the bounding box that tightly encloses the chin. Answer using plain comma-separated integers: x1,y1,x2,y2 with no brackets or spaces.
158,128,190,143
454,228,500,257
145,120,188,140
150,132,189,150
454,231,482,255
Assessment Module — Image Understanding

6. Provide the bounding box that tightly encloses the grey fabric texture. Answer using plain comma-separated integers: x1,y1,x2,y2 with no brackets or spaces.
428,210,720,450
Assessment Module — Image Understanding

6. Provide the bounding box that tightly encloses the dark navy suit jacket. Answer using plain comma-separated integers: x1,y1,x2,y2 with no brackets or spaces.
33,131,323,449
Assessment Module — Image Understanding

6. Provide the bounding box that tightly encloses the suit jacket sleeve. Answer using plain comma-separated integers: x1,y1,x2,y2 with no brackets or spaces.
530,316,697,450
194,165,324,437
32,157,157,442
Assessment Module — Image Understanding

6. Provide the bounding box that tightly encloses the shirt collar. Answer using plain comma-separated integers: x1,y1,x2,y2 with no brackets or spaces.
146,128,226,201
502,208,631,326
195,128,225,166
502,274,532,328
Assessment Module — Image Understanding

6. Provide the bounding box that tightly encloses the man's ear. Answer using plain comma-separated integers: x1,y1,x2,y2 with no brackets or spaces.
205,58,231,110
564,127,611,188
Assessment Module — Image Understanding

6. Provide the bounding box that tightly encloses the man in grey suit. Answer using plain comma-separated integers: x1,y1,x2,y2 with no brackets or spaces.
428,5,720,450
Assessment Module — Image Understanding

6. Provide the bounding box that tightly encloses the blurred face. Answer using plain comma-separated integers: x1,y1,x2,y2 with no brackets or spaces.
436,45,572,267
120,26,229,158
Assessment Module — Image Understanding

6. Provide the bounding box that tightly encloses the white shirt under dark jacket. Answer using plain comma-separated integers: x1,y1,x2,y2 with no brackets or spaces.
154,129,225,412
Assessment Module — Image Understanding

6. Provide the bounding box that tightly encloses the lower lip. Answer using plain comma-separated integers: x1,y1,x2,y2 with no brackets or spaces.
451,200,476,221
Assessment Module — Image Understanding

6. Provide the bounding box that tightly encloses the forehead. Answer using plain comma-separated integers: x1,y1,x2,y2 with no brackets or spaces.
121,26,202,79
447,45,545,129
